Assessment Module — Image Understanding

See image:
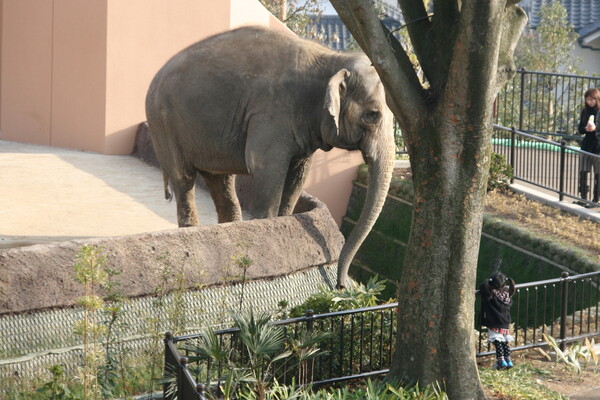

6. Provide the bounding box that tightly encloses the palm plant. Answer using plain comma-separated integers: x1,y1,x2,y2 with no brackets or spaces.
183,311,294,400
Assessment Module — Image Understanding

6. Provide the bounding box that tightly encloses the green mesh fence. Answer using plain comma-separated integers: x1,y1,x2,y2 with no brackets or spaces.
0,264,338,379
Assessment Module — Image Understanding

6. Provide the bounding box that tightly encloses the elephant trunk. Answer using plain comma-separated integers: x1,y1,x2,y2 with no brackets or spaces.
336,132,395,289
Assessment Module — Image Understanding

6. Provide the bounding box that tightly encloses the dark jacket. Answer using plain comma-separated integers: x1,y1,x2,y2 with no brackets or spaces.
578,106,600,154
479,283,512,330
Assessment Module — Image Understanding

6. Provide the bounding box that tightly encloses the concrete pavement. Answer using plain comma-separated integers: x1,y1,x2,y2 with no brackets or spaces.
0,139,218,249
1,142,598,251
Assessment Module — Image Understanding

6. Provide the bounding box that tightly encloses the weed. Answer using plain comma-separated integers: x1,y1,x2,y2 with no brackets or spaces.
485,191,600,257
288,275,388,317
479,363,568,399
36,365,79,400
538,334,599,374
143,249,204,396
73,245,113,400
488,152,513,192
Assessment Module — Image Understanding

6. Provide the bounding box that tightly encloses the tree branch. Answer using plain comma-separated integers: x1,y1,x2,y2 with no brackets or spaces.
330,0,427,122
496,4,528,89
284,0,320,23
396,0,435,83
442,1,507,113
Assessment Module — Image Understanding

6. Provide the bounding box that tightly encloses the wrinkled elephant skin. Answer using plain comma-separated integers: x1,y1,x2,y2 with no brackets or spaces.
145,26,395,288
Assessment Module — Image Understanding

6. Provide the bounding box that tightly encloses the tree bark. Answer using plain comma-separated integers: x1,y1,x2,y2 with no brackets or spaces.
331,1,527,398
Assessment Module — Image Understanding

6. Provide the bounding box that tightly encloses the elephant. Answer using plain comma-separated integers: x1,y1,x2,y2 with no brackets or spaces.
145,26,395,288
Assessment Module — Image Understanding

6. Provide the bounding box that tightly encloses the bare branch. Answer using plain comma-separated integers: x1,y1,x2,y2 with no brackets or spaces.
397,0,430,56
284,0,320,23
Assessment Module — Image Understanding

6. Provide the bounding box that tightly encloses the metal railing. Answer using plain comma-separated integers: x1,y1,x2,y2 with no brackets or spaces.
489,69,600,207
477,271,600,355
492,124,600,207
394,69,600,205
494,69,600,138
164,271,600,399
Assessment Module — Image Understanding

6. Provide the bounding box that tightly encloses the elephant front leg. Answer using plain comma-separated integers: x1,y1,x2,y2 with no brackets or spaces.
279,156,312,216
246,154,291,219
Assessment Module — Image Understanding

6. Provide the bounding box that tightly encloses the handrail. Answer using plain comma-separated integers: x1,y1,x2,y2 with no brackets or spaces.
165,271,600,398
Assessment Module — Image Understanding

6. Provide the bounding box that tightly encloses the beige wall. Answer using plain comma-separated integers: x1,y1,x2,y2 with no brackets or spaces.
304,149,363,226
52,0,108,153
0,0,362,226
1,0,53,146
0,0,286,154
0,1,3,130
104,0,233,154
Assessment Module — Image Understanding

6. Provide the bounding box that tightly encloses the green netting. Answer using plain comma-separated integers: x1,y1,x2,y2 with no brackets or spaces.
0,264,337,379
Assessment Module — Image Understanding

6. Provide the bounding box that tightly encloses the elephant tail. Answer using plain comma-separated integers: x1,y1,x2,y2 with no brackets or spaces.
163,172,173,201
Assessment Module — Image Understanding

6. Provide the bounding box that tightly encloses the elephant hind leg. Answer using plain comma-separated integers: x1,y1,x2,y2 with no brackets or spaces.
199,171,242,223
171,172,199,227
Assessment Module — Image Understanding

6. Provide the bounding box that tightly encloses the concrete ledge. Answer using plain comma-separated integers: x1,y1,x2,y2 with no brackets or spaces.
0,193,344,315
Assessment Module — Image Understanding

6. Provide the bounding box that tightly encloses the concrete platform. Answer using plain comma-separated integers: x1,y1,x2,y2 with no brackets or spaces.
0,139,218,249
1,141,597,251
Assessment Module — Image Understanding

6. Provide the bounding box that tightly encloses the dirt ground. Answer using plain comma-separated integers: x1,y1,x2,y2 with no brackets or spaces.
479,348,600,399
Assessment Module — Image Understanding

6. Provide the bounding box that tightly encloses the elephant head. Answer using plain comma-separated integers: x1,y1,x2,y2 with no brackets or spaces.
322,60,395,289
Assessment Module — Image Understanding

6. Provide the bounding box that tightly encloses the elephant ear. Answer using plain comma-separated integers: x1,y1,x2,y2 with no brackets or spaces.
324,69,350,135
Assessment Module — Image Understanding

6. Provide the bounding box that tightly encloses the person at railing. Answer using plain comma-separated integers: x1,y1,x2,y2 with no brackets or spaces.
575,88,600,207
479,271,516,370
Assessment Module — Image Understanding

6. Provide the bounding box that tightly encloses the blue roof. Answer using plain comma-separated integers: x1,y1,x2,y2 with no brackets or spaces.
522,0,600,32
310,5,403,51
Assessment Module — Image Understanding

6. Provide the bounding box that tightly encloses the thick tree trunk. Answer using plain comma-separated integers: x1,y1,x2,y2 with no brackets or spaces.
330,1,527,398
388,112,492,400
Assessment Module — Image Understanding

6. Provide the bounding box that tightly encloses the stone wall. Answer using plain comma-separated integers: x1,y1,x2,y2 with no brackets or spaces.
0,193,343,314
0,193,344,379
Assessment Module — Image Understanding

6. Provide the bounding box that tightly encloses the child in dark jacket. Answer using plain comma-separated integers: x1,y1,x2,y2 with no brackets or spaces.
480,271,516,370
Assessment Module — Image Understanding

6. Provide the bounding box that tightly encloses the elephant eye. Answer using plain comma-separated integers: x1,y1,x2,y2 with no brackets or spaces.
362,110,381,125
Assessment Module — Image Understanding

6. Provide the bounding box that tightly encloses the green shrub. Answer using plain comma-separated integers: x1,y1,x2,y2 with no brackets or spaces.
488,152,513,191
287,275,389,318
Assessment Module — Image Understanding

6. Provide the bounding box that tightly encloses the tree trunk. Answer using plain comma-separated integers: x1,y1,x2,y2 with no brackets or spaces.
330,1,527,398
389,110,492,399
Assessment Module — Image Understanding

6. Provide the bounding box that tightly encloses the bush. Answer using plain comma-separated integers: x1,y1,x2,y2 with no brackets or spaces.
488,152,513,191
287,275,389,318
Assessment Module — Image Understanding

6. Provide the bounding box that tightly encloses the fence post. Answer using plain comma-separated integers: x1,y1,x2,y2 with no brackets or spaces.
179,357,188,400
196,383,206,400
510,127,516,184
306,309,314,332
559,140,566,201
560,272,569,351
164,331,175,400
518,68,525,132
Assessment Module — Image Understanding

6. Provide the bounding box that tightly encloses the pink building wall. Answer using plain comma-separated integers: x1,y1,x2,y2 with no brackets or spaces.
0,0,362,225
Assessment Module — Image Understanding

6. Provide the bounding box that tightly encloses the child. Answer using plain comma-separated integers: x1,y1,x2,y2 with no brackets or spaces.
479,271,516,369
575,88,600,206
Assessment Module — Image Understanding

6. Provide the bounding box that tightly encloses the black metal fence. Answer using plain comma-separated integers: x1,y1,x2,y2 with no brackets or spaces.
394,69,600,206
164,271,600,399
476,271,600,356
492,124,600,207
494,69,600,137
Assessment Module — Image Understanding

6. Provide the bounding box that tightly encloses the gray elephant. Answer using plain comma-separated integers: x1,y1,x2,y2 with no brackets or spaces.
145,26,395,288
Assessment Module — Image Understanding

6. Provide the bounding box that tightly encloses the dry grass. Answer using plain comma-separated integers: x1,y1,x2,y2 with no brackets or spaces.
484,190,600,258
391,167,600,259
